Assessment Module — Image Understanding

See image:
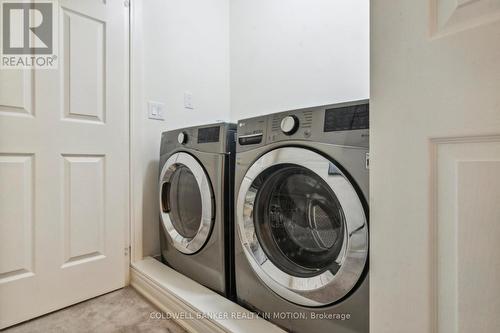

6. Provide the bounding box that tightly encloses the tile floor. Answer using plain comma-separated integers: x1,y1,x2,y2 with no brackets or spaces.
3,287,187,333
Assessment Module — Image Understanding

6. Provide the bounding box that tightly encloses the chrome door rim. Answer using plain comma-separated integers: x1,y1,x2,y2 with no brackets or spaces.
159,152,214,254
236,147,368,307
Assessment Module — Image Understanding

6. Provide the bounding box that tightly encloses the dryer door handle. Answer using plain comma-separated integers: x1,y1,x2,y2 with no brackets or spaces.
160,181,171,213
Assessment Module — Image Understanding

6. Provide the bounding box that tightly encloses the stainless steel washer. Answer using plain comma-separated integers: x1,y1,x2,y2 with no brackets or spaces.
234,101,369,332
159,123,236,298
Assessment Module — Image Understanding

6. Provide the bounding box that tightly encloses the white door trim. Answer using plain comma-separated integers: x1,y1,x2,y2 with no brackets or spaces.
123,0,132,285
129,0,144,264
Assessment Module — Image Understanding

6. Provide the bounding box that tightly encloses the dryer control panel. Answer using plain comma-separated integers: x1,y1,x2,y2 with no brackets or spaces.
197,126,221,143
161,122,237,156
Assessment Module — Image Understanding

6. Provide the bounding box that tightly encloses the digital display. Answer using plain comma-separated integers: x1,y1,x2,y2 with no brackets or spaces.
198,126,220,143
324,104,369,132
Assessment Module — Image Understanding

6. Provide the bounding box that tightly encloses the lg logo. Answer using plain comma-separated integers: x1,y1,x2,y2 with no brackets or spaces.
2,2,53,54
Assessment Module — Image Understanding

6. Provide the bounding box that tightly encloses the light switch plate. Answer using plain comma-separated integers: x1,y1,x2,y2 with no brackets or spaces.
148,101,165,120
184,91,194,109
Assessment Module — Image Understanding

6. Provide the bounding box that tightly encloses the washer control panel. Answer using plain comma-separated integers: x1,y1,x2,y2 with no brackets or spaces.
237,118,266,148
280,115,299,135
324,104,369,132
268,108,315,142
177,132,187,144
236,100,369,152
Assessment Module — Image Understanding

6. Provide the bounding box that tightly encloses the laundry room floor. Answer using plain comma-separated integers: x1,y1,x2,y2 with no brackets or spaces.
3,287,187,333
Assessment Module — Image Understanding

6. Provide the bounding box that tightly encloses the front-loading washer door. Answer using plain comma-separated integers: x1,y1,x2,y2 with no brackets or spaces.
236,147,368,307
159,152,214,254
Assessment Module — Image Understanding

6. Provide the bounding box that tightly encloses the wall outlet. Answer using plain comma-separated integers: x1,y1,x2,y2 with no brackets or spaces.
148,101,165,120
184,91,194,109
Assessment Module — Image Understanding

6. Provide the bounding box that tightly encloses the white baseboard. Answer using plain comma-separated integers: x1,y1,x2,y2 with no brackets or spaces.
130,257,285,333
130,264,225,332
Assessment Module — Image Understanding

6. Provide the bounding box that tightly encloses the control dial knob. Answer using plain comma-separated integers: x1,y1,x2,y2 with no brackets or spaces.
280,115,299,135
177,132,187,144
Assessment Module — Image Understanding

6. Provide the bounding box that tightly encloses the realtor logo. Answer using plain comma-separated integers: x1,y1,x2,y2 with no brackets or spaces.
1,0,58,68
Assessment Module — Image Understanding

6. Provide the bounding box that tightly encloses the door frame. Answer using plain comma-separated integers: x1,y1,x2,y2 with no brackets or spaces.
123,0,131,285
129,0,144,265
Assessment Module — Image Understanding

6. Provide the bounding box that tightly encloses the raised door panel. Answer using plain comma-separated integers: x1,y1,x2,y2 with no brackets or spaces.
61,0,107,22
456,161,500,332
62,155,105,267
0,70,33,116
62,9,105,123
434,138,500,333
432,0,500,36
0,154,34,283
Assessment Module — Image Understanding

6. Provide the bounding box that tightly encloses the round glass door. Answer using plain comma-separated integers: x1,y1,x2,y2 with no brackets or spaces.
159,152,214,254
236,147,368,307
254,165,345,277
165,165,202,238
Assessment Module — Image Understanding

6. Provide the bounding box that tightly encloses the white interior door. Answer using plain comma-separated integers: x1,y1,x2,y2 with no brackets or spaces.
371,1,500,333
0,0,129,328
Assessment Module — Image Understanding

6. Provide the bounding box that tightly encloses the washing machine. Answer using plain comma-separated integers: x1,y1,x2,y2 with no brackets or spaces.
159,122,236,298
234,101,369,332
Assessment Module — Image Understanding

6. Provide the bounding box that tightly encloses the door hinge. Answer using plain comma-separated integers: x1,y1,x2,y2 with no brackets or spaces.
124,246,130,257
365,153,370,170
